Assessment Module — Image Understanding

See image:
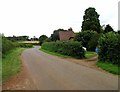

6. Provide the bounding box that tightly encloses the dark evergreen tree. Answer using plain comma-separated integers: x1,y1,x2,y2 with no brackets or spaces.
104,24,114,33
82,7,101,33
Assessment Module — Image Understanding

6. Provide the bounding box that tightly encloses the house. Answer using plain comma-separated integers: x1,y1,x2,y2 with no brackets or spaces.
59,28,75,41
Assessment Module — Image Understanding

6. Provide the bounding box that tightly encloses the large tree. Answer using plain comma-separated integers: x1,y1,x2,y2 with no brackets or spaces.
104,24,114,33
81,7,101,33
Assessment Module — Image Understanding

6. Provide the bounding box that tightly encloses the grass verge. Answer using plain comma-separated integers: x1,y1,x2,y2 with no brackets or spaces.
40,48,72,58
85,51,97,59
96,61,120,75
40,48,97,59
2,48,25,82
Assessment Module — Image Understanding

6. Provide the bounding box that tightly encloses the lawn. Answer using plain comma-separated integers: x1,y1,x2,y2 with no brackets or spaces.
96,61,120,75
2,48,25,82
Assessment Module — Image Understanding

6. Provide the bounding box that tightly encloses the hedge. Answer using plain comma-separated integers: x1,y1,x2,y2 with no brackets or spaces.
98,32,120,64
2,37,33,57
2,37,18,56
41,41,85,58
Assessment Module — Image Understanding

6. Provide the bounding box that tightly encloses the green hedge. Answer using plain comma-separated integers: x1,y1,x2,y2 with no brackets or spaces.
98,32,120,64
41,41,85,58
2,37,19,56
2,37,33,57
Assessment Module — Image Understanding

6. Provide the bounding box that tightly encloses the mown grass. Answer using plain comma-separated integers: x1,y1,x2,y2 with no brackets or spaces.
85,51,97,59
96,61,120,75
2,48,25,82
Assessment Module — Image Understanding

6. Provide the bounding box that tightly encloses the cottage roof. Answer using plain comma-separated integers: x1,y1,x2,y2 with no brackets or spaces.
59,30,75,41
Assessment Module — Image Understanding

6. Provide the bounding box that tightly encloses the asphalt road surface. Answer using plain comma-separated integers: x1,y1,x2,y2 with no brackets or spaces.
21,46,118,90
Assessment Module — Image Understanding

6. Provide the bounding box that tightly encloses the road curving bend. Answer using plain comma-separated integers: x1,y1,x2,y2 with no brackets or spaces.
21,46,118,90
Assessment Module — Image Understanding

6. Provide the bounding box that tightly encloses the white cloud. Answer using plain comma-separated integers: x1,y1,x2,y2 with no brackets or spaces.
0,0,119,38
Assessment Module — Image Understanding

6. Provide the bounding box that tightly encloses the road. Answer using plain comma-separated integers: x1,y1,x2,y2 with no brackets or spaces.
21,46,118,90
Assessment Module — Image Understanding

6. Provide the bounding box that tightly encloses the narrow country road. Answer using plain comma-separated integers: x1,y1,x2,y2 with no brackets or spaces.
21,46,118,90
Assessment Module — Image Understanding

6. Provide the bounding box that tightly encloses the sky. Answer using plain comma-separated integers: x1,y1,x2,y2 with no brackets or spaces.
0,0,119,38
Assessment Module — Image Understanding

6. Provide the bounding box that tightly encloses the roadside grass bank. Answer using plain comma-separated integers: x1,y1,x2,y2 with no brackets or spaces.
40,48,72,58
96,61,120,75
2,48,25,82
40,48,96,59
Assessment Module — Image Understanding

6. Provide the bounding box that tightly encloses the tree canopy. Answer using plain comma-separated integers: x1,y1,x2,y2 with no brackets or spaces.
104,24,114,33
39,35,48,45
81,7,101,33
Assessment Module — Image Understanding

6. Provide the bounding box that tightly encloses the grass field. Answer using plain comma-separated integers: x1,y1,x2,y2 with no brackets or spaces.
2,48,25,82
96,61,120,75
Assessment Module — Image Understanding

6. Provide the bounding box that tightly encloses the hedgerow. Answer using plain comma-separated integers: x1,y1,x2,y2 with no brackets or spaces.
98,32,120,64
2,37,33,57
2,37,18,56
41,41,85,58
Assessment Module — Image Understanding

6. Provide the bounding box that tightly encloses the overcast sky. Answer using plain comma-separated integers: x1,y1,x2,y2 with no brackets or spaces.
0,0,119,38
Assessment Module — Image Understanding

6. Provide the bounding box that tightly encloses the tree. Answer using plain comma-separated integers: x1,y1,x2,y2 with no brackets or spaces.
50,28,66,41
39,35,48,45
74,30,96,48
118,30,120,34
81,7,101,33
87,33,100,51
104,24,114,33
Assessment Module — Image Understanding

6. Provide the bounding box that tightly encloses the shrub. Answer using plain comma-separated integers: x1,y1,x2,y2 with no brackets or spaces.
98,32,120,64
41,41,85,58
2,37,18,56
2,37,33,57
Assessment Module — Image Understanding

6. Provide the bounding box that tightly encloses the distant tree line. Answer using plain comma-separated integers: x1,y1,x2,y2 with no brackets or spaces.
7,35,39,41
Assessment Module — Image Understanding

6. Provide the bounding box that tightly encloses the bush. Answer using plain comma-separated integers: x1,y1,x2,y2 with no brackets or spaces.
2,37,18,56
41,41,85,58
98,32,120,64
2,37,33,57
